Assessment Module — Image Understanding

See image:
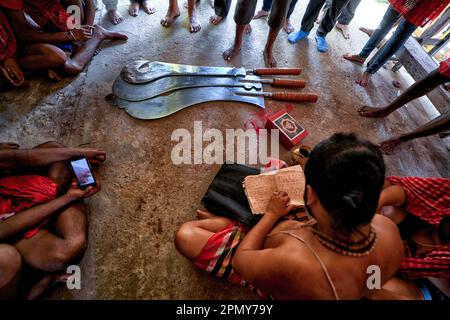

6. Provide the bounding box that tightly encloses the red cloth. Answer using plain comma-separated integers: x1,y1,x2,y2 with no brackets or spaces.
388,0,450,27
0,175,58,238
0,0,23,10
439,58,450,78
0,10,16,62
387,176,450,279
23,0,70,31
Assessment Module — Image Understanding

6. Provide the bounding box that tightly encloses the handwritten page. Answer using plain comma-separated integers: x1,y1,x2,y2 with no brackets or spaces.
244,166,305,214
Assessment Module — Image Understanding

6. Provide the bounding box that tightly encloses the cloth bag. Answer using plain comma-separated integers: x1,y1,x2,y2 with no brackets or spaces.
201,163,262,227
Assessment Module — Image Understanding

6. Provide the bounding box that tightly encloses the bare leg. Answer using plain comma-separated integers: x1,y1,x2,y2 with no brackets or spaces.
18,44,68,80
343,53,365,65
379,112,450,154
161,0,180,27
359,27,374,37
175,217,233,261
62,25,128,76
141,0,156,14
0,244,22,300
264,27,280,67
14,201,88,273
223,24,246,61
359,69,448,118
188,0,201,33
336,23,350,39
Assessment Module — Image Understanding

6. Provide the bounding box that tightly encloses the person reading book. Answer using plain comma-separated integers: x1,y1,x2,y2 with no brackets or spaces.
175,133,404,299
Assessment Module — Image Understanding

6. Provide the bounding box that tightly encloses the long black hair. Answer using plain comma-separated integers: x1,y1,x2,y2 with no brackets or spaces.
304,133,385,234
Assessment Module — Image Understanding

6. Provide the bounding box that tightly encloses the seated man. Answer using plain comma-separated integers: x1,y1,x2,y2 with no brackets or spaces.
0,1,25,88
224,0,291,67
0,141,104,300
4,0,127,80
175,133,404,299
373,176,449,300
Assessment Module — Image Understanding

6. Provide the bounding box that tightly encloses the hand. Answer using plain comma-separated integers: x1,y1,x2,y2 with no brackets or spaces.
266,191,294,219
65,180,101,201
74,148,106,165
1,58,25,87
71,25,94,41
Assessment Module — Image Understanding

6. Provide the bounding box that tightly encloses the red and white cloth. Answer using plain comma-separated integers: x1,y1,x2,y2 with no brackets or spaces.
439,58,450,78
388,0,450,27
387,176,450,279
0,0,22,62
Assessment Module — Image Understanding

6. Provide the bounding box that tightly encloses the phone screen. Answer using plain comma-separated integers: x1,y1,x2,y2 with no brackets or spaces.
71,158,95,187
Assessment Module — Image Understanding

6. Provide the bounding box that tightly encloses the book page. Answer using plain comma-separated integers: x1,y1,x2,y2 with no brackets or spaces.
243,175,276,214
274,170,305,206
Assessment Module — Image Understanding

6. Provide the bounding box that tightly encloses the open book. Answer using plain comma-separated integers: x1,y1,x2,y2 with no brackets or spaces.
243,165,306,215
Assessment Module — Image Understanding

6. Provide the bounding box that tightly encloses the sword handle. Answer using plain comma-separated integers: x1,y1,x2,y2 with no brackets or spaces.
253,68,301,76
270,92,318,103
272,79,306,88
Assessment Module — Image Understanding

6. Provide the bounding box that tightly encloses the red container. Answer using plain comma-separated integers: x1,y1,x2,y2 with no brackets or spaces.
265,110,308,150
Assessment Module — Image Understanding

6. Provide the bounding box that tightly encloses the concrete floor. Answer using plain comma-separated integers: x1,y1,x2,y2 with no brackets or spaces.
0,0,449,299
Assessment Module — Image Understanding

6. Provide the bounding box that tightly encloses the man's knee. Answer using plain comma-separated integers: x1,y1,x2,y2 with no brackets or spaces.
0,245,22,287
63,60,84,77
234,0,258,25
175,221,197,254
39,45,68,68
268,0,290,29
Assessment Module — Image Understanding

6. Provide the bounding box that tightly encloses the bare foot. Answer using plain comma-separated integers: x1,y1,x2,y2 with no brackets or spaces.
263,48,277,68
245,24,252,34
336,23,350,39
253,9,269,19
223,44,241,61
343,53,365,65
129,2,140,17
283,18,295,34
359,27,374,37
358,106,392,118
209,14,224,25
142,0,156,14
356,71,371,87
161,6,180,27
93,25,128,41
379,138,403,155
107,9,124,25
48,69,63,81
189,13,201,33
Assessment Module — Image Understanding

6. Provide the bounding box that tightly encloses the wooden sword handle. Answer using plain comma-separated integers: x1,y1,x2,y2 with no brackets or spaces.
272,79,306,88
254,68,301,76
270,92,318,103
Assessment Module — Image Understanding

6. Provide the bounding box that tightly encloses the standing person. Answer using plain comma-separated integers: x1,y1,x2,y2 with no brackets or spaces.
253,0,299,34
322,0,362,39
175,133,404,300
0,0,25,88
102,0,156,24
161,0,201,33
209,0,232,25
343,0,450,87
288,0,355,52
223,0,291,67
102,0,123,24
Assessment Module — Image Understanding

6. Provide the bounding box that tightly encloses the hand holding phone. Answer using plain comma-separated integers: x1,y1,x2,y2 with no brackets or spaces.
66,180,101,201
70,156,97,189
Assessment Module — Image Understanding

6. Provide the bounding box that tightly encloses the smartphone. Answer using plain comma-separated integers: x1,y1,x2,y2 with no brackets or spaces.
69,156,96,189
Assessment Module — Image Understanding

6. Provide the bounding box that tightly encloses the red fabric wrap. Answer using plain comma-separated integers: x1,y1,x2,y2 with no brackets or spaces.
0,175,58,238
0,0,23,10
387,176,450,279
388,0,450,27
439,58,450,78
0,10,16,62
23,0,70,31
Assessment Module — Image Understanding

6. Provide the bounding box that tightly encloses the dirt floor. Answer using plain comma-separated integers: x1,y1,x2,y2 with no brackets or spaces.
0,0,449,299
